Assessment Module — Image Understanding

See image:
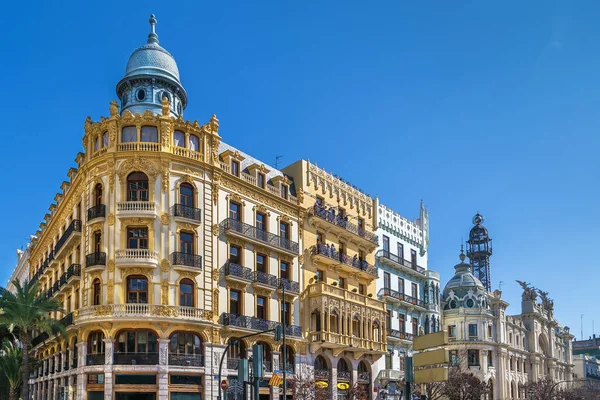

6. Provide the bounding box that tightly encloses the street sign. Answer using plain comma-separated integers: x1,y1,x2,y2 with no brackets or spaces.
413,331,447,351
414,367,449,384
315,381,328,389
337,383,350,390
414,348,449,367
221,380,228,391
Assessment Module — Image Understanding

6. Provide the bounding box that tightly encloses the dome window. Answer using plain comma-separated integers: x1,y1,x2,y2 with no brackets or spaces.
449,299,457,309
141,126,158,142
122,92,128,106
136,89,146,101
466,298,475,308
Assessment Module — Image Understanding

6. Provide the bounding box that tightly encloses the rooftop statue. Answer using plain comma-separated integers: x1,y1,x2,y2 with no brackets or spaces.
536,289,554,312
516,280,538,301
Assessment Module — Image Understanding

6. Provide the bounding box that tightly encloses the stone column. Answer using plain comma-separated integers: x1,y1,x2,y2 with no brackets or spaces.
48,380,54,400
32,381,37,400
205,342,226,400
158,338,170,400
103,338,115,400
67,375,74,400
76,342,87,400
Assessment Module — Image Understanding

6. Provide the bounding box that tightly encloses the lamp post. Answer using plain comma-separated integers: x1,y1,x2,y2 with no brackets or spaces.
547,378,592,400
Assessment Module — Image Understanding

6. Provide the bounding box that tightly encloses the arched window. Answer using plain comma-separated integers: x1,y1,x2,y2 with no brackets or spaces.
169,332,202,356
127,276,148,304
256,341,272,372
189,135,199,152
141,125,158,142
279,345,295,373
102,131,109,147
180,278,194,307
94,136,100,152
329,310,339,333
358,360,370,381
314,355,327,371
227,338,246,360
127,172,149,201
311,311,321,332
180,183,194,207
116,330,158,354
92,279,101,306
372,320,380,342
88,331,105,355
352,314,361,338
337,359,350,381
94,184,103,206
93,231,102,254
122,126,137,143
174,130,185,147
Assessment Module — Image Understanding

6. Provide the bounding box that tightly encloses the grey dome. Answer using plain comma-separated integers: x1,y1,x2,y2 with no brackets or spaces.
124,43,180,82
443,252,485,299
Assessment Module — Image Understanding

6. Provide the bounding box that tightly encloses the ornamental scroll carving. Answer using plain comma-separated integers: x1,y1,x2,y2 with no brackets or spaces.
160,213,170,225
160,259,170,273
116,156,159,181
161,161,170,193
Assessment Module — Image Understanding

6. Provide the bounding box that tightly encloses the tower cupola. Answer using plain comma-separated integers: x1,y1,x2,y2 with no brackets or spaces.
115,14,187,118
466,213,493,292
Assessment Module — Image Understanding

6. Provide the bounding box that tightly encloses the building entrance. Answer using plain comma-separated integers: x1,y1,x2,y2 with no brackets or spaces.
115,393,156,400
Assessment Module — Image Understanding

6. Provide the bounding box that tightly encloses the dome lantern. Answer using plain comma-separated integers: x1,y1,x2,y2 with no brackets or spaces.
466,212,493,292
115,14,187,118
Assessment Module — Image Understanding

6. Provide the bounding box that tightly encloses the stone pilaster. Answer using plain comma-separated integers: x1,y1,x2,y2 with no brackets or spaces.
67,374,75,400
48,380,54,400
205,343,226,400
103,338,115,400
76,342,87,400
158,339,170,400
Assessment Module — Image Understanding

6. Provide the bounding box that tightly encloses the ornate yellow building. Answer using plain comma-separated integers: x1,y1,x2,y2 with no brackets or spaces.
282,161,387,400
27,15,303,400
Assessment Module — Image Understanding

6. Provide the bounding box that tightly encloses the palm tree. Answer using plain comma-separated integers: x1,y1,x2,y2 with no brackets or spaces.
0,280,64,400
0,341,23,400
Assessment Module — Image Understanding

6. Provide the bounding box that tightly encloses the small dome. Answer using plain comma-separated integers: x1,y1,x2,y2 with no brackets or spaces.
124,42,180,82
442,250,485,299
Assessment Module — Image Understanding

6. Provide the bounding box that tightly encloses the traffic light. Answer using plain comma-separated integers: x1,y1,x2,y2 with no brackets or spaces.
274,324,282,341
238,359,249,382
252,344,264,379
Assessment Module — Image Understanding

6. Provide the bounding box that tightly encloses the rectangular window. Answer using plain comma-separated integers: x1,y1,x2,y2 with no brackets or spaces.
281,301,291,325
383,272,390,289
140,126,158,142
469,323,478,338
67,295,72,313
412,317,418,335
179,232,194,254
337,277,346,289
87,374,105,384
398,278,405,294
386,311,392,332
94,232,102,253
487,350,493,367
121,126,137,143
397,243,404,261
385,353,392,369
358,218,364,233
230,290,241,315
448,325,457,338
256,253,267,273
280,261,289,280
383,235,390,253
450,350,459,365
256,296,267,320
257,173,266,189
127,277,148,304
280,184,288,199
75,288,79,309
256,212,266,232
358,283,365,295
229,202,241,221
229,245,241,264
488,325,493,339
316,232,323,244
411,283,418,299
127,228,148,249
316,197,324,206
315,270,324,283
279,222,290,239
231,160,240,177
411,249,417,267
468,350,480,366
399,314,405,333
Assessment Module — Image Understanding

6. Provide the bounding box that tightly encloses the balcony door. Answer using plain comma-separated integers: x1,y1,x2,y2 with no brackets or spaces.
397,243,404,261
180,183,194,207
383,235,390,254
128,228,148,249
180,232,193,254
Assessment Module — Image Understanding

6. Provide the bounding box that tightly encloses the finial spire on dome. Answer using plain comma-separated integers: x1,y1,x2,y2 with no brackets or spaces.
148,14,159,45
459,245,466,262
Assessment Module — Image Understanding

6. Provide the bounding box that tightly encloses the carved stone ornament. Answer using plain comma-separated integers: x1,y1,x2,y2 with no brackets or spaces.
212,269,220,281
161,161,170,193
212,224,220,236
160,259,170,273
109,100,118,116
229,193,243,203
160,213,170,225
212,289,219,324
254,204,269,215
298,255,304,265
107,260,115,273
228,282,246,291
161,97,170,116
159,322,169,333
120,267,152,281
107,213,115,226
116,155,159,181
161,281,169,305
177,223,196,233
106,281,114,304
178,271,200,280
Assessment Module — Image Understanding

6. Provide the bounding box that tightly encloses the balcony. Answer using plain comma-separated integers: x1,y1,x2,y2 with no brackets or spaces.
315,369,330,380
54,220,82,258
220,218,299,255
171,146,204,162
337,371,351,381
171,252,203,272
387,329,414,342
252,271,278,290
114,353,159,365
377,288,425,310
278,278,300,296
220,262,253,284
227,358,240,370
87,204,106,222
86,354,105,366
377,369,404,382
358,372,371,383
312,244,378,278
168,354,204,367
376,250,426,278
86,252,106,271
309,204,378,246
116,201,157,218
171,204,202,224
117,142,160,152
220,313,302,338
66,264,81,283
76,304,211,324
115,248,160,268
219,162,297,203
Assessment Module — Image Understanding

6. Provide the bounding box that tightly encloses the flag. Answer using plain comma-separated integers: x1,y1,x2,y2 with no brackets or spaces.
269,374,284,387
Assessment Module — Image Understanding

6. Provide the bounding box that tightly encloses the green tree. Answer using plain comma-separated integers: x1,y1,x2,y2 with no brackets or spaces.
0,342,23,400
0,280,64,400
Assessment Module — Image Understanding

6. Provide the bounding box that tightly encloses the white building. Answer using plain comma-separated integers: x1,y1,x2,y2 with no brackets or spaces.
6,243,31,292
573,354,600,382
373,200,441,399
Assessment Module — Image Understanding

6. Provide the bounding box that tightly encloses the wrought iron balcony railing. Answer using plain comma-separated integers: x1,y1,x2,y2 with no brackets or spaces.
387,329,414,341
171,204,202,222
378,288,425,307
376,250,426,275
168,354,204,367
221,262,253,281
66,264,81,280
113,352,159,365
86,354,104,366
171,252,203,269
315,369,330,379
220,218,299,254
53,281,59,292
86,252,106,268
87,204,106,221
358,372,371,382
311,204,378,244
278,278,300,294
54,219,82,253
314,244,378,277
252,271,278,288
32,332,49,347
338,371,351,381
220,313,303,337
227,357,240,370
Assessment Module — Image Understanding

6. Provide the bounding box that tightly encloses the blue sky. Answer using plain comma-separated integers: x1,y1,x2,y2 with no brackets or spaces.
0,1,598,338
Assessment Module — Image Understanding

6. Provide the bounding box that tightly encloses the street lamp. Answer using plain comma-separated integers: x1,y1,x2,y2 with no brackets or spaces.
548,378,594,399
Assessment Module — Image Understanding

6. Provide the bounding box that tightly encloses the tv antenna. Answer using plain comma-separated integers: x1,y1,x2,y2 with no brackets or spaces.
275,155,283,169
499,281,504,291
